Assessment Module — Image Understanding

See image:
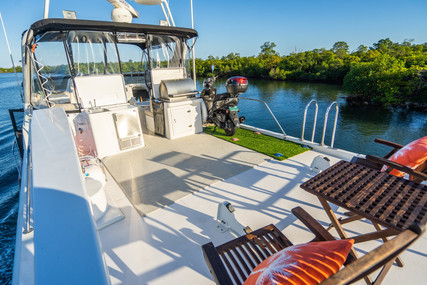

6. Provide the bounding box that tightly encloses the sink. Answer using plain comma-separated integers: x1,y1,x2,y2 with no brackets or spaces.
88,107,109,114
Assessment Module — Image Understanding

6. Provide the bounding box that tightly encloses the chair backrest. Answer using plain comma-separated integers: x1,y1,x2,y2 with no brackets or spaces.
202,224,292,285
202,207,425,285
74,74,127,108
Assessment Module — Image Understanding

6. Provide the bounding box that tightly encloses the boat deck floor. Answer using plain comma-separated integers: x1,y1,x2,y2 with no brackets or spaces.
99,134,427,285
103,132,270,216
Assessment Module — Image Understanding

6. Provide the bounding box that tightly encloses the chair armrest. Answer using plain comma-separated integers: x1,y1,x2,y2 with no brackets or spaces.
292,207,335,242
202,242,234,285
292,207,357,265
374,139,403,159
374,138,403,149
350,156,382,170
366,155,427,181
319,224,424,285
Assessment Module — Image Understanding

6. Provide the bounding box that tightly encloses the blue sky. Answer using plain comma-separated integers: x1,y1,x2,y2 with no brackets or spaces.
0,0,426,67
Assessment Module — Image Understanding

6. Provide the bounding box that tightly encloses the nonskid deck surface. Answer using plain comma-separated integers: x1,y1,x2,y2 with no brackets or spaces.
100,145,427,285
103,132,270,216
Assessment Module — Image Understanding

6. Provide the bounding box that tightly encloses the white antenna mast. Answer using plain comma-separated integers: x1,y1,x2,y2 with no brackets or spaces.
161,1,175,26
190,0,196,87
0,12,23,102
44,0,50,19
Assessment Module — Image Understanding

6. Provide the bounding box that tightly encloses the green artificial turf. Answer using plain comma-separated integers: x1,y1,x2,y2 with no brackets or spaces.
204,126,310,161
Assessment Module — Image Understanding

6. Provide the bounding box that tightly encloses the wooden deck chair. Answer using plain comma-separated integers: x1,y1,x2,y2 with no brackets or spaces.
351,138,427,183
201,207,425,285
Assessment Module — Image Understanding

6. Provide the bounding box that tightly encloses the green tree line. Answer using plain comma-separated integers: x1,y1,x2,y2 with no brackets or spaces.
195,39,427,104
0,66,22,73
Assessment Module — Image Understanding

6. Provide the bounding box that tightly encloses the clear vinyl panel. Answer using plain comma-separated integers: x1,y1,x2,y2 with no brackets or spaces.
67,31,120,76
116,42,148,85
31,31,78,110
149,35,186,71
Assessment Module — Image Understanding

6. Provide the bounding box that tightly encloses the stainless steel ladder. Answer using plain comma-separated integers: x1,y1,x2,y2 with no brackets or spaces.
301,101,339,148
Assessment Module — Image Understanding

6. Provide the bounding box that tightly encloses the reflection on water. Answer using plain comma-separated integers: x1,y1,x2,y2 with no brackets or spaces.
197,78,427,156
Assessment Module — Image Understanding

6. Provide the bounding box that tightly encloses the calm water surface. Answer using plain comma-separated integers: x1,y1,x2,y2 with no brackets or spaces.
0,74,425,283
200,78,426,156
0,73,21,284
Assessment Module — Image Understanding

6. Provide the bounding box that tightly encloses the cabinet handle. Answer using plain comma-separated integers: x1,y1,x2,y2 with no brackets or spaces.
187,110,191,113
188,125,192,127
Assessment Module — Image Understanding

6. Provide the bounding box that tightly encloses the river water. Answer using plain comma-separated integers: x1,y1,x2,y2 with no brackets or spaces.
0,73,22,284
0,74,426,283
205,77,426,156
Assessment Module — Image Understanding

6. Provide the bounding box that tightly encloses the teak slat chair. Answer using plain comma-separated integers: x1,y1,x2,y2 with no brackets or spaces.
201,207,424,285
351,138,427,183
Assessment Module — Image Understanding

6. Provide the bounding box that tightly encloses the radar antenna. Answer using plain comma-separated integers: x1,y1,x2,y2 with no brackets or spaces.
106,0,140,23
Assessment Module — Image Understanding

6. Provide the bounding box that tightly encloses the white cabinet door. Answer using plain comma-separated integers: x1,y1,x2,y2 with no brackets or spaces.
164,99,204,139
170,105,192,138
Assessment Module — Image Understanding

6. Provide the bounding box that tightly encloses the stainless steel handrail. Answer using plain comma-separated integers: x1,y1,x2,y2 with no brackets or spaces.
238,97,286,137
23,143,33,234
301,100,318,142
23,110,33,235
11,137,21,178
321,101,339,148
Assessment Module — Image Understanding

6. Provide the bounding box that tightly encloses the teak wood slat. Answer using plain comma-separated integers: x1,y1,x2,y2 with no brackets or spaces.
202,207,425,285
301,161,427,232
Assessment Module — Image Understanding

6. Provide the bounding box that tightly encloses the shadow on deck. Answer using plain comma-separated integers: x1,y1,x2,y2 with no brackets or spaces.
103,133,270,216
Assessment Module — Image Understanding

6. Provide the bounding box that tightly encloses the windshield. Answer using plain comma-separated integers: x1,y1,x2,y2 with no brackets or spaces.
149,35,187,69
28,29,196,109
31,31,78,110
67,31,120,76
117,42,149,85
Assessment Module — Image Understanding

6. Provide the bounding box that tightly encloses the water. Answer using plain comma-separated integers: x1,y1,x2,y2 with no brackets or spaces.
199,78,426,156
0,73,22,285
0,75,425,283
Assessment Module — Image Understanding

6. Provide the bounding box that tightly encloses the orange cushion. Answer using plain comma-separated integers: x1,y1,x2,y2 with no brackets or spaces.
243,239,354,285
381,136,427,177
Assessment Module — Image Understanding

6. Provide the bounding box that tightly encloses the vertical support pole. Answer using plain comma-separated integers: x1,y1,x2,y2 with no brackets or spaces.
191,0,197,88
160,2,171,26
162,0,175,26
44,0,50,19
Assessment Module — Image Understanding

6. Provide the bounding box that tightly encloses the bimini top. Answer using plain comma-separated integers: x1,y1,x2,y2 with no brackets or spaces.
30,18,198,39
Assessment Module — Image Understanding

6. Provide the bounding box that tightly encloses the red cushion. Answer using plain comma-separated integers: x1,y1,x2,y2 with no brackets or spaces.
382,136,427,177
243,239,354,285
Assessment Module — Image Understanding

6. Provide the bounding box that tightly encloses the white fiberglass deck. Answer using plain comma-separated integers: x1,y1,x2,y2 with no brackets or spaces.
102,133,269,216
98,136,427,285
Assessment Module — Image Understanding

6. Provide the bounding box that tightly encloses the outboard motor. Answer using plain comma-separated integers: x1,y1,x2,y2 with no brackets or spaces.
201,76,248,136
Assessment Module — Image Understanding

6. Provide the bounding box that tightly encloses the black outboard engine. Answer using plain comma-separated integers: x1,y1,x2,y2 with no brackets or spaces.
202,76,248,136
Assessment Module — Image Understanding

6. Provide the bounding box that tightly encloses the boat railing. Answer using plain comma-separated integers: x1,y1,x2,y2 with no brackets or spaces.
301,100,339,148
321,102,339,148
301,99,318,142
23,142,33,234
238,97,287,138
